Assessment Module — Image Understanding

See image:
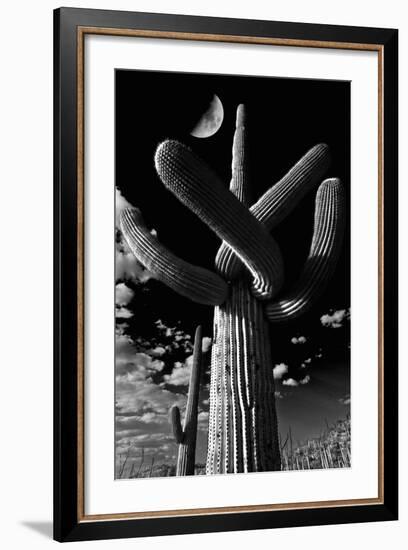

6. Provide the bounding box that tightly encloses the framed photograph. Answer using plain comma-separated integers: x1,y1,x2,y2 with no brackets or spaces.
54,7,398,542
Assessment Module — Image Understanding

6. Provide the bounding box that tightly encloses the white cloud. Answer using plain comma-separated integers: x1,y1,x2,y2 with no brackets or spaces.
300,374,311,385
291,336,307,344
115,193,153,284
282,378,299,387
115,283,135,319
273,363,288,380
116,236,152,283
150,346,166,357
139,412,158,423
116,363,183,416
115,306,134,319
116,282,134,306
202,337,212,353
338,394,351,405
163,358,192,386
274,391,284,399
115,333,165,375
153,320,195,356
115,187,134,226
197,411,209,430
320,308,350,328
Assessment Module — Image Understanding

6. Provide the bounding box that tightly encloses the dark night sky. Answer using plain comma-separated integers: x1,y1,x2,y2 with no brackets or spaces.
114,68,350,471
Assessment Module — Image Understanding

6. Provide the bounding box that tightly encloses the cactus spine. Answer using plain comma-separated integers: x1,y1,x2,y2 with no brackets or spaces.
120,103,345,474
170,325,203,475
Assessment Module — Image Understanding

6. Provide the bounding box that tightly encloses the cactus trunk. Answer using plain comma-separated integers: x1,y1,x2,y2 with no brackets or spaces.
206,280,281,474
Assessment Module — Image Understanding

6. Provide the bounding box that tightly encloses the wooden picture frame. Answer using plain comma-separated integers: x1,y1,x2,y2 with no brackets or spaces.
54,7,398,542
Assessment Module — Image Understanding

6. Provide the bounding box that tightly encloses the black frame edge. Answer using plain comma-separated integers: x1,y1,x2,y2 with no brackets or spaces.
54,7,80,542
382,28,398,522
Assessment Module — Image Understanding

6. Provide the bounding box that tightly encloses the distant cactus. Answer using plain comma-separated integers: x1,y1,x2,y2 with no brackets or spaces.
120,104,344,474
170,326,203,475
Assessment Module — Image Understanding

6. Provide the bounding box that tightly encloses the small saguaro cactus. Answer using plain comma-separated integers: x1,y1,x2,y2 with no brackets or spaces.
120,104,345,474
170,325,203,476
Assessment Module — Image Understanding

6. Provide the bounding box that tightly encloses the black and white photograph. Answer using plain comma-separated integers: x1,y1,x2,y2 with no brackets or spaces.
114,69,350,479
0,1,401,546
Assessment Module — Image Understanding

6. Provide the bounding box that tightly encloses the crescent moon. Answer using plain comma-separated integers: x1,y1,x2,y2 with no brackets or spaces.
190,95,224,138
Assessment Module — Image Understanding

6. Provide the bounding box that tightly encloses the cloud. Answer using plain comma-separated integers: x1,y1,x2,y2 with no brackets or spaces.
163,358,192,386
116,414,169,434
116,431,173,455
115,283,135,318
115,332,165,375
155,319,167,330
116,235,152,283
139,412,158,423
274,391,284,399
338,394,351,405
114,192,153,284
116,363,183,416
202,337,212,353
282,378,299,387
197,411,209,430
115,188,134,226
115,306,134,319
320,308,350,328
291,336,307,344
150,346,166,357
115,324,199,470
116,282,134,306
115,319,213,471
152,320,195,356
273,363,289,380
299,375,311,385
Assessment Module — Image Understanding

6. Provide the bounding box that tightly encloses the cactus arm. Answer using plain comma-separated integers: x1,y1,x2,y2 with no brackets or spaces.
215,104,252,277
170,406,184,444
155,140,284,300
252,143,331,227
216,143,331,280
120,208,228,306
265,178,345,322
229,104,252,207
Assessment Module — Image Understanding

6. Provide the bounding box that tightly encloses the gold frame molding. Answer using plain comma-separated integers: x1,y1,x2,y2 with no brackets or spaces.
76,27,384,523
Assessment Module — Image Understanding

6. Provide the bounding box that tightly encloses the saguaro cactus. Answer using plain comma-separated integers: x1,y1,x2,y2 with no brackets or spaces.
170,325,203,476
120,104,345,474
